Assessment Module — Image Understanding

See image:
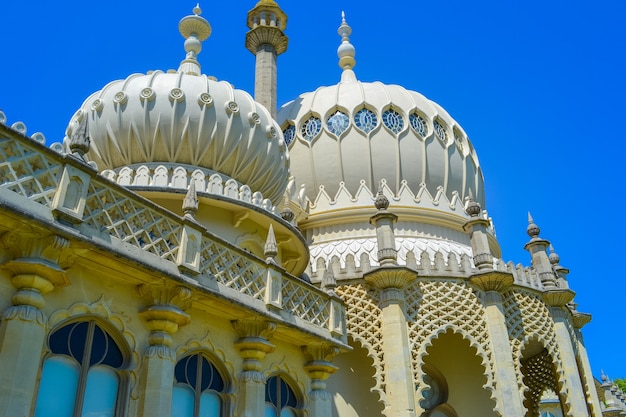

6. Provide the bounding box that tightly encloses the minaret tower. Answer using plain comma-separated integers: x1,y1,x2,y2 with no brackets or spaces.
246,0,288,118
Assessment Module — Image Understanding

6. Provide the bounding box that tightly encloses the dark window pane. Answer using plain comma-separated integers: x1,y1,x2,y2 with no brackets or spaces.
68,322,89,363
49,324,73,356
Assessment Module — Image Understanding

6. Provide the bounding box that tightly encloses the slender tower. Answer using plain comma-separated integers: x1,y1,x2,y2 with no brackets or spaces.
246,0,288,118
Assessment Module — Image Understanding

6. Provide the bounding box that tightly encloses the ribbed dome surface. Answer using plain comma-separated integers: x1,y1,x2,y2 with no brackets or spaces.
66,71,289,203
277,77,484,209
63,6,290,205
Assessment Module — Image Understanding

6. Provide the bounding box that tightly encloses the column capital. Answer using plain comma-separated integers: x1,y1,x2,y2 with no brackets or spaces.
137,283,191,358
469,270,513,293
543,288,576,307
363,266,417,291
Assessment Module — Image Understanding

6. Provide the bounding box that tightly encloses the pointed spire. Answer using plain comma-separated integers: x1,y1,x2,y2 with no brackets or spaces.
321,262,337,295
178,4,212,75
182,181,199,219
337,12,356,82
264,224,278,264
526,212,540,239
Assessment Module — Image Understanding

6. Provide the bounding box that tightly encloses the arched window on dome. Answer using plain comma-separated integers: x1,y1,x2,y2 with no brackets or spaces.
34,320,128,417
433,119,448,144
354,108,378,134
283,125,296,147
265,374,299,417
171,353,226,417
300,116,322,142
452,129,465,154
382,109,404,134
326,110,350,136
541,412,556,417
409,112,428,137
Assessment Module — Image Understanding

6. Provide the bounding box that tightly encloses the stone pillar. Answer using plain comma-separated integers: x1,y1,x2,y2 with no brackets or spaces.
471,273,524,416
303,344,339,417
233,319,276,417
136,284,191,417
570,322,603,417
550,307,591,416
0,234,70,417
364,267,417,417
245,1,288,118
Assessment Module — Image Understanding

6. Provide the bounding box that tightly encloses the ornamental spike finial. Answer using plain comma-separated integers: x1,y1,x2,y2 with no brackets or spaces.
264,224,278,264
548,244,560,265
182,181,199,219
178,5,212,75
337,11,356,80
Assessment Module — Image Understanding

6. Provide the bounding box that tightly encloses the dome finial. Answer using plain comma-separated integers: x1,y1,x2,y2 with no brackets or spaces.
178,5,212,75
337,11,356,82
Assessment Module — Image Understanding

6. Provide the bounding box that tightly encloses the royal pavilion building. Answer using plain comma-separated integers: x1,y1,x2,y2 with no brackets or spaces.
1,2,624,417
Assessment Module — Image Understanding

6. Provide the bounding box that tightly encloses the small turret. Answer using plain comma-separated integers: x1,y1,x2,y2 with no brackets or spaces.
246,0,288,118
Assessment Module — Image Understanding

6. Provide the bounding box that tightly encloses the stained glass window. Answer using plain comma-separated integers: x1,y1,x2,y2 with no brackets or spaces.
382,109,404,134
301,116,322,141
283,125,296,146
327,111,350,136
409,113,428,137
354,108,378,133
434,120,448,144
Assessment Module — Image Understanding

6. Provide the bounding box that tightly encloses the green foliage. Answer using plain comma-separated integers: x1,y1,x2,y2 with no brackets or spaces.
615,378,626,393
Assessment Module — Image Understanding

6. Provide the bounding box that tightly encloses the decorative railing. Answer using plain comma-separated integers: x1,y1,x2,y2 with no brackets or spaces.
0,117,344,341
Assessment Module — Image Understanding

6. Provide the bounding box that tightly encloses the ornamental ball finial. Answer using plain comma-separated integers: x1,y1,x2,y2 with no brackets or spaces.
465,191,481,217
193,3,201,15
548,244,560,265
526,212,540,238
375,189,389,211
337,11,356,71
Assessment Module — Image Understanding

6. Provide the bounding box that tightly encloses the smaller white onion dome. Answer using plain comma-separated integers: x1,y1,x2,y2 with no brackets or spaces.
277,14,484,213
64,6,289,204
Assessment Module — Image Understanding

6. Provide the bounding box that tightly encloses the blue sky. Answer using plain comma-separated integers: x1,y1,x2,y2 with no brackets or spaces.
1,0,625,380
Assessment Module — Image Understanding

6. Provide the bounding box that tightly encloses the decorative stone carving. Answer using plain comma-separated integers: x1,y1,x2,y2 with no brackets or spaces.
137,283,191,359
52,164,91,223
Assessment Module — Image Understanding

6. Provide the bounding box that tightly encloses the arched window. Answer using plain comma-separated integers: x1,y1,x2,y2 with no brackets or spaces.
171,353,225,417
34,320,126,417
265,375,298,417
540,412,556,417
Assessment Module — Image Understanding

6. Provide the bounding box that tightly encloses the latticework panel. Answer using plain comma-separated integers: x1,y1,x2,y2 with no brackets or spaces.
83,181,182,263
406,280,497,406
0,136,62,207
336,283,386,399
521,350,560,416
503,290,570,415
200,238,266,300
282,279,329,327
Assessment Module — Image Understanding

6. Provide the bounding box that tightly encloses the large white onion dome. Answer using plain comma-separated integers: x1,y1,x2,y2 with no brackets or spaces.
278,14,498,278
277,14,484,213
64,5,289,205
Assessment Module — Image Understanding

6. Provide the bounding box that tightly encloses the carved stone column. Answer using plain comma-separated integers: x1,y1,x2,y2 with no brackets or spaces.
303,344,339,417
136,284,191,417
569,311,603,417
233,319,276,417
471,272,525,416
550,307,591,416
0,233,70,417
364,266,417,417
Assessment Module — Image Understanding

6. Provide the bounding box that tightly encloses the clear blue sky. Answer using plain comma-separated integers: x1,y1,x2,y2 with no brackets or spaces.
1,1,625,379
